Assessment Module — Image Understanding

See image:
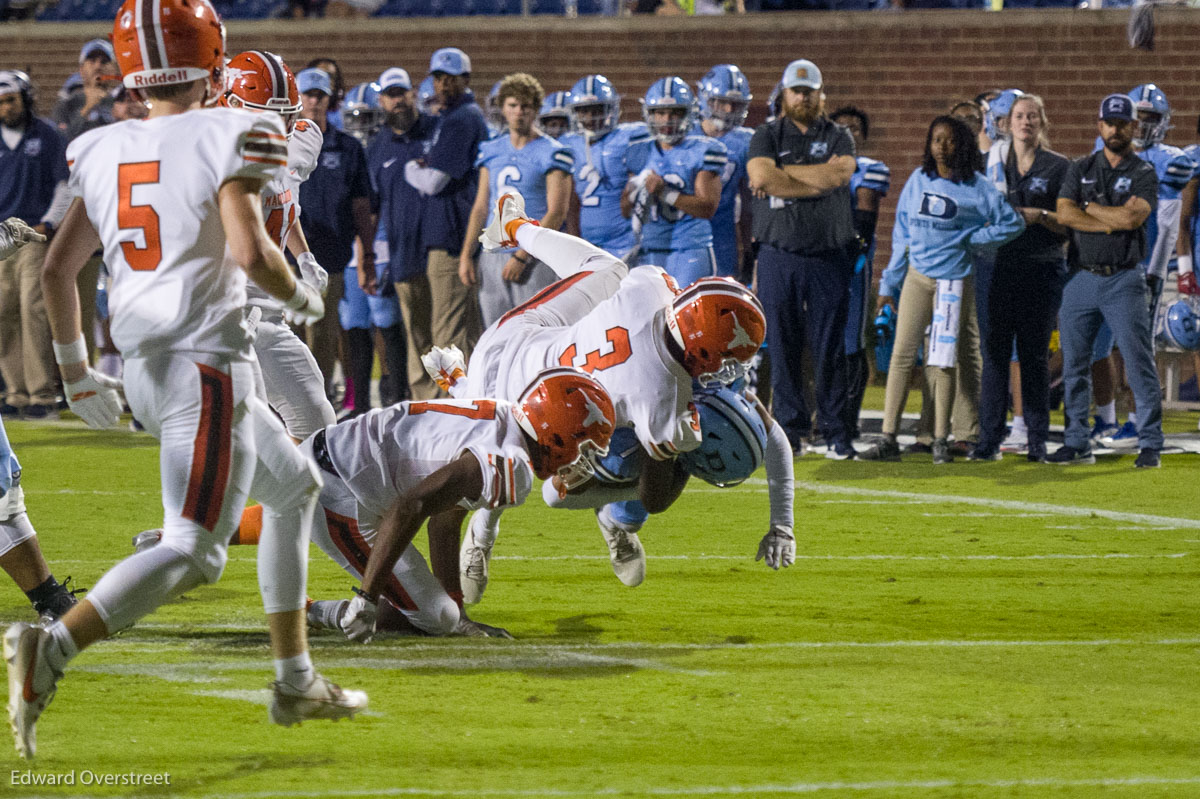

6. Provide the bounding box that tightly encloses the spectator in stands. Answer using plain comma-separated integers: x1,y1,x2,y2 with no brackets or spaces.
460,72,573,328
746,58,857,460
858,116,1023,464
371,67,442,400
404,47,487,365
1048,94,1162,468
0,71,70,420
51,39,118,142
830,104,890,442
294,67,376,403
971,94,1069,463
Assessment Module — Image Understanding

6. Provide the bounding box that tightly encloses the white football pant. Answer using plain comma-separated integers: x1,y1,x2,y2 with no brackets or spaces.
251,314,336,441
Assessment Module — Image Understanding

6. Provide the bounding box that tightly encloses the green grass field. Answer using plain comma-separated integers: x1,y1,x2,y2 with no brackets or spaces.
2,406,1199,798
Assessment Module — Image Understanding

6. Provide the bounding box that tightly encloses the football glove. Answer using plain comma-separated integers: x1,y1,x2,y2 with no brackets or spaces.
341,591,377,644
420,345,467,394
755,526,795,570
296,251,329,296
281,279,325,326
64,369,124,429
0,217,45,260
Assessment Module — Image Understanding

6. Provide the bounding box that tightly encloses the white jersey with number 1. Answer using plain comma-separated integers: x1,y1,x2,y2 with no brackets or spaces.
66,108,288,360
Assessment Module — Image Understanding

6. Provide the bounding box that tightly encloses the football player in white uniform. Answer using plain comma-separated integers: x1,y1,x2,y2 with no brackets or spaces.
424,191,766,603
223,50,335,441
5,0,366,761
320,368,616,642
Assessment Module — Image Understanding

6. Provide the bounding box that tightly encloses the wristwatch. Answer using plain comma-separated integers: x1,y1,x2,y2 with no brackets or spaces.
1040,209,1049,223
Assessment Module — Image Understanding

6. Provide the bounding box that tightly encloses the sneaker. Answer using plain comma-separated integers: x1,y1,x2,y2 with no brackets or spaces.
857,437,901,462
967,444,1002,461
948,440,974,458
824,442,854,461
1134,448,1161,469
459,515,493,605
1099,420,1138,449
1090,417,1119,443
596,507,645,587
131,528,163,553
268,673,368,727
999,426,1028,453
479,191,535,252
903,441,932,455
1044,445,1095,465
4,622,61,759
932,438,953,464
306,599,349,631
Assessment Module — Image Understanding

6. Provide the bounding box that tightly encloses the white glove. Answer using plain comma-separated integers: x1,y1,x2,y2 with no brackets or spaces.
340,592,377,644
420,345,467,394
64,369,124,429
281,279,325,326
296,251,328,295
242,306,263,342
0,218,46,260
755,526,795,570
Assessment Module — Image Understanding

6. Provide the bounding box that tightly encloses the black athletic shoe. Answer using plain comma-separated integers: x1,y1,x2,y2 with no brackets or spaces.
967,444,1002,462
1044,445,1095,465
932,438,953,464
857,438,901,462
1134,448,1161,469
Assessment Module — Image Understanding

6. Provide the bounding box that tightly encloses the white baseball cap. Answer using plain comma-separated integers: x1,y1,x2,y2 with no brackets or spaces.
781,59,822,91
378,67,412,92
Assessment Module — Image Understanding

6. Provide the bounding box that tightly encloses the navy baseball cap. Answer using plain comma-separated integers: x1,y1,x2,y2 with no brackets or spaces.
1099,93,1135,122
429,47,471,76
296,68,333,96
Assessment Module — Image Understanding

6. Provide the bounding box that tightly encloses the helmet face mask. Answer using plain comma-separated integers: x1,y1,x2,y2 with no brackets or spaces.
538,90,571,139
1160,299,1200,351
512,367,616,490
678,386,768,487
343,81,382,146
1129,83,1171,149
697,64,752,134
642,77,695,147
568,74,620,140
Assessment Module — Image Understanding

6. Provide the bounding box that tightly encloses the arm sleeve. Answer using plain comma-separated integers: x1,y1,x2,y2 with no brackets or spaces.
1147,198,1181,280
40,180,73,228
879,175,914,297
404,161,452,196
764,419,794,533
425,113,478,181
968,182,1026,248
48,128,69,184
542,479,639,509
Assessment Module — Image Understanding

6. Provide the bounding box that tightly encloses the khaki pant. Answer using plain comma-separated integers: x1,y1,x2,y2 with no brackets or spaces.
305,269,345,400
394,274,438,400
0,241,56,407
427,248,481,375
883,267,979,441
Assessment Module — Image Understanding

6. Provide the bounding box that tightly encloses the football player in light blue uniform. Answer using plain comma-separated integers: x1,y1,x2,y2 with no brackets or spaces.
624,76,728,287
831,105,890,440
1182,139,1200,297
1090,84,1196,446
697,64,755,281
484,79,504,139
537,90,571,140
559,75,652,259
462,73,575,327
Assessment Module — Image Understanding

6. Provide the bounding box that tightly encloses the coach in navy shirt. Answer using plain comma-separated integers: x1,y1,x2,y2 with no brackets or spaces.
0,70,68,418
296,67,376,401
404,47,488,365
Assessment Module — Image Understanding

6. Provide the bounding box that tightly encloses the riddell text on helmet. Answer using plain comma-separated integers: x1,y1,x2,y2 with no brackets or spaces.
132,69,192,87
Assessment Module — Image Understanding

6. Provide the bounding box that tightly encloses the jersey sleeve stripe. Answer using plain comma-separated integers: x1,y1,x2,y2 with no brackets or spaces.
243,142,288,157
246,131,287,143
506,458,516,506
243,155,289,166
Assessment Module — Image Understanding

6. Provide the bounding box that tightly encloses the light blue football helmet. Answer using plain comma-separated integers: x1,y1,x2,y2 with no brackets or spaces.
1161,299,1200,351
538,90,572,138
593,427,643,486
697,64,752,133
766,80,783,123
485,79,504,132
678,387,768,488
642,76,695,146
568,74,621,139
1128,83,1171,148
342,81,382,146
416,75,437,115
983,88,1024,141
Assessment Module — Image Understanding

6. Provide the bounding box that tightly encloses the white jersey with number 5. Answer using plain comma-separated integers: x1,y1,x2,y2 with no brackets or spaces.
246,117,323,310
322,398,535,522
66,108,288,359
467,265,701,461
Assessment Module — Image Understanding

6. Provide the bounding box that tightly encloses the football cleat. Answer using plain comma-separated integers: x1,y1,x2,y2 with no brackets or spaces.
420,346,467,394
459,515,493,606
4,622,61,760
596,507,645,587
1099,420,1138,449
269,673,368,727
132,528,163,553
33,577,85,627
479,191,536,252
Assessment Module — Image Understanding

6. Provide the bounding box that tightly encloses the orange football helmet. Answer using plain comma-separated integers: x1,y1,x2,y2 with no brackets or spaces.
667,277,766,385
112,0,226,103
223,50,301,131
513,367,616,489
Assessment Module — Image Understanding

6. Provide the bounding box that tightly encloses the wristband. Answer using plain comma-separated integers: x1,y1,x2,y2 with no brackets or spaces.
1179,254,1193,274
352,585,376,602
284,280,310,310
662,189,682,207
52,335,88,366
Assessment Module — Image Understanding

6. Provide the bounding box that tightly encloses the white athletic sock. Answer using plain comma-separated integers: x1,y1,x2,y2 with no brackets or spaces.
42,620,78,680
470,508,502,550
1127,411,1138,427
1097,401,1117,425
274,651,314,689
514,225,621,279
1010,415,1026,433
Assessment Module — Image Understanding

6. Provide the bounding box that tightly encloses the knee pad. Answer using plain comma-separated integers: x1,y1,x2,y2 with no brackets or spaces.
405,594,460,636
158,523,230,584
0,511,36,557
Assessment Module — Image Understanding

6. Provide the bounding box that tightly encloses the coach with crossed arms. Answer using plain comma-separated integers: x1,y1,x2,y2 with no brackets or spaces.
1049,93,1163,468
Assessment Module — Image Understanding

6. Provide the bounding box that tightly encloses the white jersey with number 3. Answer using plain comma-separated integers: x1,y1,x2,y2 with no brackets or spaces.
66,108,288,359
469,266,701,461
322,398,535,522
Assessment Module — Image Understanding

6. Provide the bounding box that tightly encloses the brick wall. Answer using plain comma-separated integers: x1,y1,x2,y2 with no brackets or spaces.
4,7,1198,266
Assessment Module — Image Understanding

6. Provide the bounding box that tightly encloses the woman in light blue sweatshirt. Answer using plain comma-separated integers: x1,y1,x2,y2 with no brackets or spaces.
859,116,1024,463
